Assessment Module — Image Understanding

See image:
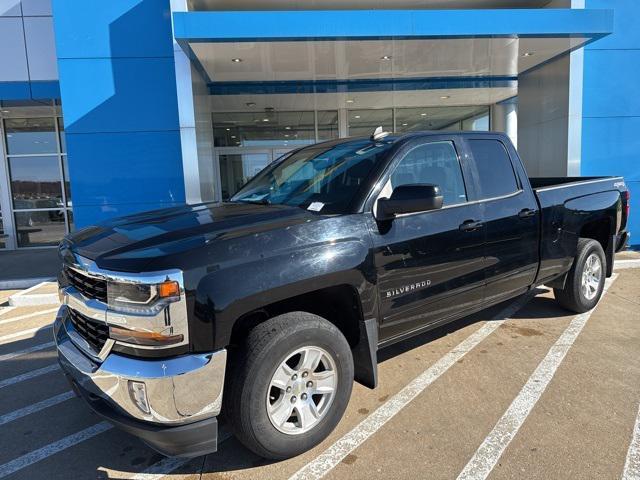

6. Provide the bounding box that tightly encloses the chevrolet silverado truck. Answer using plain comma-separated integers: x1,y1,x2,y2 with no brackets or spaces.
54,130,630,460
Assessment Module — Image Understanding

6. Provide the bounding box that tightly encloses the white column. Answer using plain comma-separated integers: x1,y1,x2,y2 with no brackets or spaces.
491,102,518,148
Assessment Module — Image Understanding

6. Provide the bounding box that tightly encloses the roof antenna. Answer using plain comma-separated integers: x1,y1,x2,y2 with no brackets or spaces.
371,126,390,141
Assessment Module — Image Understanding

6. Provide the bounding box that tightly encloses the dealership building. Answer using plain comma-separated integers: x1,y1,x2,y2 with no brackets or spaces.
0,0,636,250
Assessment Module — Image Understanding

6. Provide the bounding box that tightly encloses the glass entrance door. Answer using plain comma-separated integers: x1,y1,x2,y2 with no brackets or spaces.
215,148,294,201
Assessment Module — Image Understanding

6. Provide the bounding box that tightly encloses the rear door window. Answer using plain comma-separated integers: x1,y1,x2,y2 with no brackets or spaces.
468,139,519,199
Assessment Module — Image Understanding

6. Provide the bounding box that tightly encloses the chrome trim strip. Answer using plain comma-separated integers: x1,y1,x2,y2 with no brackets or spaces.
533,176,624,192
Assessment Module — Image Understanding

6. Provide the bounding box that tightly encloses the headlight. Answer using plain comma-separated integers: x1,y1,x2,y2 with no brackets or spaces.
107,280,180,311
106,279,185,347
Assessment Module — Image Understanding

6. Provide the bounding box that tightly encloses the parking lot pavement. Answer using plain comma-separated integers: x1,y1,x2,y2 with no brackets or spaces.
0,263,638,479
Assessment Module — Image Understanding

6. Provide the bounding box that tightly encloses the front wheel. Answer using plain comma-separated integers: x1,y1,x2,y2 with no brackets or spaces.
554,238,606,313
224,312,354,459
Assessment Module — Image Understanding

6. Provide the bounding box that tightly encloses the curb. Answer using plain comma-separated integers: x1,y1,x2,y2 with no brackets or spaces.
0,277,55,291
7,281,59,307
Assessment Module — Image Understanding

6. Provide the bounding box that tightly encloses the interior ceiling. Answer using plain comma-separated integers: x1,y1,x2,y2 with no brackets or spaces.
209,87,517,112
188,0,553,11
192,37,584,84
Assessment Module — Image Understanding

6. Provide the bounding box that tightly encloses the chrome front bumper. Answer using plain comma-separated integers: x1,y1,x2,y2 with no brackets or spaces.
54,306,227,426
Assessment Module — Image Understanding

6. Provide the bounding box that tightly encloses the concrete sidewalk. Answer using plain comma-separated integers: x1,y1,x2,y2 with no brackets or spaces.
0,249,60,289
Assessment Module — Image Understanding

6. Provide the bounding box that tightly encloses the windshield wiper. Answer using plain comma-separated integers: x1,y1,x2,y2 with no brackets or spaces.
236,198,271,205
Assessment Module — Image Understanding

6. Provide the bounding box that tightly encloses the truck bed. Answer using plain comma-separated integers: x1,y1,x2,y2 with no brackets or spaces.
531,175,626,284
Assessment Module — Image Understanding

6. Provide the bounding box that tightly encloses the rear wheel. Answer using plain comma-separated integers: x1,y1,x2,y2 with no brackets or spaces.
224,312,354,459
554,238,606,313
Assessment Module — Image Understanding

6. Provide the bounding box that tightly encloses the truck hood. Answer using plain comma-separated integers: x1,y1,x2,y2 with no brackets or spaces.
60,202,323,272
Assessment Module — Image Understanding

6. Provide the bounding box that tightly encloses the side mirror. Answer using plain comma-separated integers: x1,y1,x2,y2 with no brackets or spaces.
376,184,443,221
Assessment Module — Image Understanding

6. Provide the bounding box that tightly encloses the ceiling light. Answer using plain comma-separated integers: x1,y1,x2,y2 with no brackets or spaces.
354,115,361,119
440,95,450,99
285,126,291,130
231,58,243,63
225,128,230,131
245,102,256,107
522,52,534,57
346,99,355,104
402,123,408,126
262,118,269,122
284,134,289,137
420,113,427,116
1,110,9,113
231,135,236,138
380,55,392,60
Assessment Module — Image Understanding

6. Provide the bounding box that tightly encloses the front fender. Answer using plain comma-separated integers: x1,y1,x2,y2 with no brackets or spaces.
191,215,376,350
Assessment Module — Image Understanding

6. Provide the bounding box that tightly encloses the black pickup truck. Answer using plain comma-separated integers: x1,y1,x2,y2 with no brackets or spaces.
54,131,630,460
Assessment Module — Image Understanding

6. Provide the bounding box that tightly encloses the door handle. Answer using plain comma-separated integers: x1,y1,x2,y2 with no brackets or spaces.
459,219,484,232
518,208,536,219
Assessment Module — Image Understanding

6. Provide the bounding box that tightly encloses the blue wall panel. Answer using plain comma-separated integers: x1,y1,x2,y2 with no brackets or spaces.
52,0,174,59
65,131,185,206
582,50,640,118
583,0,639,246
582,117,640,182
51,0,185,228
57,57,182,134
585,0,640,50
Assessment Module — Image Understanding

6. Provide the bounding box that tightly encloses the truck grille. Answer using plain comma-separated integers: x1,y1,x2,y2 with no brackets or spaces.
68,308,109,353
65,267,108,303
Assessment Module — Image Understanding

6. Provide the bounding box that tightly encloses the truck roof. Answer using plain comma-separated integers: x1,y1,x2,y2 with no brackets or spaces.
310,130,510,150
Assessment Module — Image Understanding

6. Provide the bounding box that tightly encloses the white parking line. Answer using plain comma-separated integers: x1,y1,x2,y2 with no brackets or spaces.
289,292,534,480
0,391,74,427
456,275,618,480
0,364,59,390
0,421,113,479
0,307,58,326
0,341,55,363
622,402,640,480
615,259,640,270
0,324,52,345
130,428,233,480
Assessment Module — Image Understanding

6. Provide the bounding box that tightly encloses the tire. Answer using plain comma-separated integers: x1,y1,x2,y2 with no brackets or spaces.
554,238,606,313
224,311,354,459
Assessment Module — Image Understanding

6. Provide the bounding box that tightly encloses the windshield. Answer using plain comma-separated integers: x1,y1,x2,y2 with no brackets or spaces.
231,139,395,214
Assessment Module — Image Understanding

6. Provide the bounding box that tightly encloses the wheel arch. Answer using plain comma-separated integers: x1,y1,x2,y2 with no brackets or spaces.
226,284,379,389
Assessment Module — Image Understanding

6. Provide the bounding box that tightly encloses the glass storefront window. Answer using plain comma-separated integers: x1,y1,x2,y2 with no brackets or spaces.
8,156,63,209
347,109,393,137
213,111,316,147
58,117,66,153
1,100,71,248
0,214,5,249
218,152,272,200
62,155,72,207
14,211,66,247
317,111,339,141
4,117,57,155
396,106,490,132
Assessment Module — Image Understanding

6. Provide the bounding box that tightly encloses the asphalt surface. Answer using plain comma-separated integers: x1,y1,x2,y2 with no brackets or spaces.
0,257,639,479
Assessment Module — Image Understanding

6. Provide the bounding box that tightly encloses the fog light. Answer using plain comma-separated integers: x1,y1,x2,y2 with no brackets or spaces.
128,381,150,414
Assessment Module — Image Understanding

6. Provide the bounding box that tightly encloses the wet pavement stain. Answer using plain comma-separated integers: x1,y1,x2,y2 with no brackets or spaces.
342,454,358,465
511,326,543,337
358,408,369,414
378,394,389,402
